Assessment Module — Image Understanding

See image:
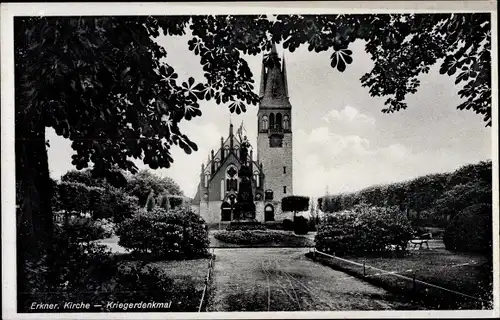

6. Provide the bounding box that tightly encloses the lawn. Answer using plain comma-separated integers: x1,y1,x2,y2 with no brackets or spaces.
307,247,493,310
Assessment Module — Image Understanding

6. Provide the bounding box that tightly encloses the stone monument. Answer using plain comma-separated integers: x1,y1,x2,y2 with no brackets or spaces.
227,137,263,230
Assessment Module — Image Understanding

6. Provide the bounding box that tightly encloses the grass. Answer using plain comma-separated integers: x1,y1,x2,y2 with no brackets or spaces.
211,230,313,248
21,252,211,313
307,248,493,310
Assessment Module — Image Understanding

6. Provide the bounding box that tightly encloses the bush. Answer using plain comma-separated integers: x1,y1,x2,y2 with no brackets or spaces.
283,219,293,231
443,203,492,254
116,208,209,259
315,204,413,256
113,261,199,311
265,221,283,230
23,225,113,300
214,230,283,245
61,217,113,241
294,216,309,235
308,217,318,232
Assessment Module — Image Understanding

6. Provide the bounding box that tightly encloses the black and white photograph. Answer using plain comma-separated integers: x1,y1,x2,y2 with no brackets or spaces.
1,1,498,318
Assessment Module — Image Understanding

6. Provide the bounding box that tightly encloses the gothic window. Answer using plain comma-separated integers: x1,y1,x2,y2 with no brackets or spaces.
204,174,209,188
269,113,275,130
265,190,274,200
220,179,225,201
283,115,290,130
254,173,260,188
261,115,269,131
276,113,282,130
226,165,238,192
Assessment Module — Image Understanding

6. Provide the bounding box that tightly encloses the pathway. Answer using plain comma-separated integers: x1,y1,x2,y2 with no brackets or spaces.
208,247,417,311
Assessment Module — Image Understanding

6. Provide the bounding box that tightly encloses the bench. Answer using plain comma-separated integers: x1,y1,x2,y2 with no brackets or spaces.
409,232,432,250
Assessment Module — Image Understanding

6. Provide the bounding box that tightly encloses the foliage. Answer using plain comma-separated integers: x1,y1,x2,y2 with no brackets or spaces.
293,216,309,235
96,187,140,223
116,208,209,259
24,225,113,296
213,229,311,246
315,205,413,256
264,221,283,230
318,160,492,228
61,169,110,188
281,195,310,212
61,217,113,241
113,261,200,311
443,203,492,254
58,181,104,217
125,170,183,206
282,219,294,231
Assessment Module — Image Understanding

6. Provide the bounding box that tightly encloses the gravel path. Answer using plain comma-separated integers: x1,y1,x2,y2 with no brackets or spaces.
208,247,417,311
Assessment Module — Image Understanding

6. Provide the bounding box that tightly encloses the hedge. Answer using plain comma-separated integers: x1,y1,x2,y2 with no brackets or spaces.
443,203,492,254
116,208,209,259
315,204,413,256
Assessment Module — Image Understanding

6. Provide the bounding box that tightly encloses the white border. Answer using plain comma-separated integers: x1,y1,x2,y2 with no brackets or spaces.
1,1,498,319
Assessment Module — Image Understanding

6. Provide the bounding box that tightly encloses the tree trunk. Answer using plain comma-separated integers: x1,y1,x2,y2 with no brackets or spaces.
16,111,53,310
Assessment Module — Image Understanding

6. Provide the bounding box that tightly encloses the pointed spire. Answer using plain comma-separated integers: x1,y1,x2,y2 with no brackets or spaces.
259,58,266,98
282,53,289,98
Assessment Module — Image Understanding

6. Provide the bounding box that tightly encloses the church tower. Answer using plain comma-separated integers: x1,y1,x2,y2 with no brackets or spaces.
257,43,293,218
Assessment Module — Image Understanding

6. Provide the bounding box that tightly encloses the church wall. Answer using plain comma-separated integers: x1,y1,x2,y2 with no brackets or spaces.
199,200,223,224
255,201,265,222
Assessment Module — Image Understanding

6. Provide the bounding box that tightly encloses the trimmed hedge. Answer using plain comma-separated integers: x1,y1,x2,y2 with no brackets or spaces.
283,219,293,231
294,216,309,235
315,204,413,256
214,230,285,245
443,203,492,254
116,208,209,259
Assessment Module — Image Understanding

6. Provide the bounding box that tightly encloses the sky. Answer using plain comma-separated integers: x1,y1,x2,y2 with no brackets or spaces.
46,25,492,199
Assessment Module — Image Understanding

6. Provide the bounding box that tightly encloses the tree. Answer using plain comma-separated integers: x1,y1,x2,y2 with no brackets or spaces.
282,196,310,221
15,14,491,303
125,170,183,206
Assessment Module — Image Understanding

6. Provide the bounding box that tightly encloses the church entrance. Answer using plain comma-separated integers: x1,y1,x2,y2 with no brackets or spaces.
221,202,232,221
264,204,275,221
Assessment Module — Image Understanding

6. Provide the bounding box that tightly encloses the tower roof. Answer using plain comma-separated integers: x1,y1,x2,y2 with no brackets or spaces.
259,43,291,109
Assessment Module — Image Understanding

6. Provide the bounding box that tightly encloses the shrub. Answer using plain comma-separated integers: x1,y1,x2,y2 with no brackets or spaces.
116,208,209,259
294,216,309,235
214,230,283,245
265,221,283,230
308,217,318,232
213,230,312,247
113,261,199,311
283,219,293,231
62,217,112,241
315,204,413,256
443,203,492,254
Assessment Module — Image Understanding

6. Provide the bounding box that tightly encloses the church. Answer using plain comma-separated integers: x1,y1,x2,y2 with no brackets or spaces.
191,44,293,224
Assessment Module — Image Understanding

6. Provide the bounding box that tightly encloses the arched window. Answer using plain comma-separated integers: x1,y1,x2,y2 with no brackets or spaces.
265,204,275,221
269,113,275,130
283,114,290,130
220,179,225,201
204,174,209,188
276,113,282,130
261,115,269,131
